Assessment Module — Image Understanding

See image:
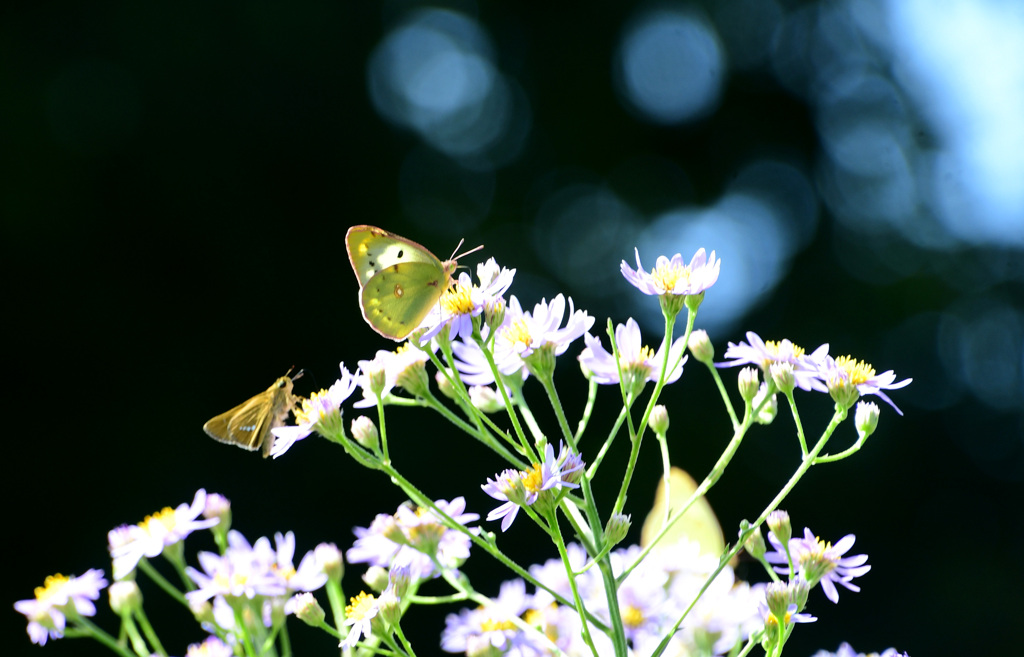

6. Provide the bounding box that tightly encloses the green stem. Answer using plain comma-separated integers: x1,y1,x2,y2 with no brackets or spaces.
784,391,809,456
474,333,536,462
574,378,599,443
421,387,527,468
69,617,138,657
545,508,601,657
137,559,188,608
585,406,629,480
703,357,740,430
133,607,166,656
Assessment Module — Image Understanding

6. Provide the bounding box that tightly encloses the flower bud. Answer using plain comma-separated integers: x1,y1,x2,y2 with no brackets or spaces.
108,580,142,615
687,329,714,364
364,363,387,398
387,565,412,599
767,510,791,545
315,542,344,582
765,581,792,621
362,566,390,592
855,401,879,440
469,386,503,414
351,416,380,451
202,493,232,525
484,299,506,334
435,371,458,399
738,367,760,403
742,525,766,560
292,592,326,626
377,588,401,627
789,576,810,610
649,405,670,435
604,513,632,547
769,362,795,395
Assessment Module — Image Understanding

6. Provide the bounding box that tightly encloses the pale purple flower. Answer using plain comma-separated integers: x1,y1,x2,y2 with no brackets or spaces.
354,346,429,408
14,569,108,645
448,325,527,385
481,469,528,532
271,364,358,457
109,489,219,580
346,497,479,580
765,527,871,604
718,331,829,392
441,579,541,655
185,530,291,604
819,355,912,415
579,317,688,388
621,247,720,296
416,258,516,343
497,294,594,362
481,442,582,531
185,636,234,657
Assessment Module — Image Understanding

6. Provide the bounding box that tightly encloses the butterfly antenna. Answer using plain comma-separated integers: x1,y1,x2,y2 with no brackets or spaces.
452,242,484,262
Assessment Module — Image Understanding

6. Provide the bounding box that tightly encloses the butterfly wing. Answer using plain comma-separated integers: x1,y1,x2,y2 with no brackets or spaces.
346,225,444,288
203,376,295,458
203,395,269,451
359,261,451,340
640,467,726,559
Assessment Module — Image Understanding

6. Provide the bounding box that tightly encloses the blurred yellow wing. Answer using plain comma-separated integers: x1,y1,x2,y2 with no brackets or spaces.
640,466,726,559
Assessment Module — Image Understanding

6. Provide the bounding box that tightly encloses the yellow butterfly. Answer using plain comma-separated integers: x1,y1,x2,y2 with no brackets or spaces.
203,375,298,458
346,225,480,341
640,466,727,559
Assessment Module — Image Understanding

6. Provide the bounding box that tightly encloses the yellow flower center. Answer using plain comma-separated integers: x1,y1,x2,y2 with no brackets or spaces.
521,462,545,494
621,604,645,628
440,281,474,314
294,389,330,425
480,618,518,632
764,340,805,359
34,574,70,602
503,318,533,351
834,356,876,384
140,507,177,533
346,591,377,620
650,260,691,293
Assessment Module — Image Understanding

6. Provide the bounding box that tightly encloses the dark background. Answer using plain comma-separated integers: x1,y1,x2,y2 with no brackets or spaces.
5,2,1023,656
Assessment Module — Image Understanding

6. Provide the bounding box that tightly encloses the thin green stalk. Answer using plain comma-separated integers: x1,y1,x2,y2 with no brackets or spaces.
545,508,601,657
137,559,188,608
585,406,629,480
702,357,740,429
784,391,809,455
474,333,536,462
420,387,527,468
68,617,137,657
574,377,599,442
133,607,166,656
